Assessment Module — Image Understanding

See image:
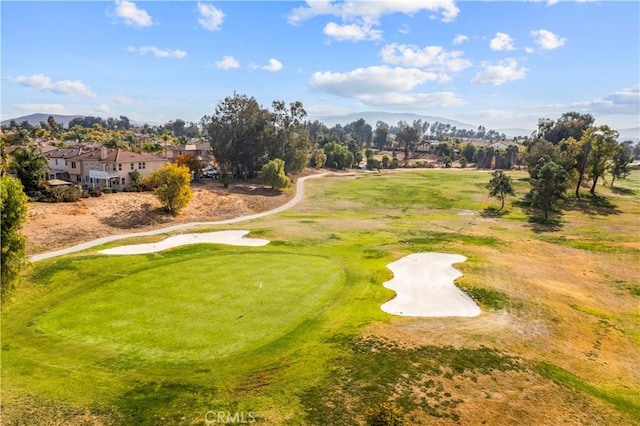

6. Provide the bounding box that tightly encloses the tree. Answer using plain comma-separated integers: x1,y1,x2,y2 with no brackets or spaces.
1,175,28,305
529,157,569,219
206,93,271,178
268,101,311,174
373,121,389,149
176,154,200,178
610,142,634,186
461,143,477,163
323,141,354,169
585,126,619,194
262,158,290,190
486,171,515,211
11,146,50,192
395,121,420,160
146,163,193,214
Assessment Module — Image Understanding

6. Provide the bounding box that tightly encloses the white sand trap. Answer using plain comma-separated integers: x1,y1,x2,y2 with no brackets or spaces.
99,230,269,255
380,253,481,317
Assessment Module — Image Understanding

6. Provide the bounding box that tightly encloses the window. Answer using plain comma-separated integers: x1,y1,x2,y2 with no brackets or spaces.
118,163,122,171
131,163,135,170
71,161,77,169
138,162,146,170
76,176,81,183
55,159,59,165
121,177,126,185
113,164,117,171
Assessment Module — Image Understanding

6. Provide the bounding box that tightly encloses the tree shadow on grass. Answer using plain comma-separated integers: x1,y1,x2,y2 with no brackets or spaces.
514,199,564,233
610,186,636,196
480,207,509,218
565,195,622,216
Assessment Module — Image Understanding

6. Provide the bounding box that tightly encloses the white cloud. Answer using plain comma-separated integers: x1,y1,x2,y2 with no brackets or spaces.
197,2,224,31
261,58,283,72
471,58,527,85
128,46,187,58
288,0,460,25
8,73,97,98
573,85,640,115
453,34,468,45
113,95,137,105
531,29,566,50
380,43,472,73
309,65,444,97
398,24,411,35
490,32,516,51
12,103,68,114
115,0,152,28
214,55,240,69
358,91,466,108
323,22,382,41
93,104,111,114
525,47,535,54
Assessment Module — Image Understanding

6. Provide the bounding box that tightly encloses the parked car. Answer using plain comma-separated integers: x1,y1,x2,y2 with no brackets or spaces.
201,166,220,179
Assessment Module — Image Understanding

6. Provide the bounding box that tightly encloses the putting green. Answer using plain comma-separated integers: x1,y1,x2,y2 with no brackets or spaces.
38,252,344,361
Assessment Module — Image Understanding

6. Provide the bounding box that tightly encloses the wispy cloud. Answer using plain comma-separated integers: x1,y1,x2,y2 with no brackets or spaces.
471,58,527,85
197,2,224,31
452,34,468,45
490,32,516,51
261,58,283,72
12,103,68,114
114,0,152,28
128,46,187,58
113,95,138,105
323,22,382,42
531,29,566,50
214,55,240,69
8,73,97,98
380,43,472,73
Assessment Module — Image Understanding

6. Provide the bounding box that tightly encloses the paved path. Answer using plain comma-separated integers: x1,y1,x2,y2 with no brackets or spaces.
30,173,328,262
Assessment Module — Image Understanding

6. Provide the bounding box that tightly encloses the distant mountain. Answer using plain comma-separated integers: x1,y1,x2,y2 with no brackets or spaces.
1,113,83,129
311,111,475,130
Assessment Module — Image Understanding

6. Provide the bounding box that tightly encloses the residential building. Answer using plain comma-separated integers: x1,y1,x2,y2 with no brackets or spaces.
68,147,166,189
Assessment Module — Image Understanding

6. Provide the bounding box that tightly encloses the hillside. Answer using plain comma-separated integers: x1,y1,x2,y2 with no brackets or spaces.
311,111,475,129
1,113,82,129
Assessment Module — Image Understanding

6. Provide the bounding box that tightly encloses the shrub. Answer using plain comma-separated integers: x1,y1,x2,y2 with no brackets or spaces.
44,185,83,202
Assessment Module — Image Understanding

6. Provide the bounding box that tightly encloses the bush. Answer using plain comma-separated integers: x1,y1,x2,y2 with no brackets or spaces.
89,189,102,197
382,155,389,168
44,185,83,202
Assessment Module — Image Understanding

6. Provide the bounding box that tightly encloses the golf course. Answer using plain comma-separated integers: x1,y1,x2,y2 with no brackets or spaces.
2,169,639,425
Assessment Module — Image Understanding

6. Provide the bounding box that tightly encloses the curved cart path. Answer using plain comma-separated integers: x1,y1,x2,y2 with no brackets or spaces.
30,173,329,262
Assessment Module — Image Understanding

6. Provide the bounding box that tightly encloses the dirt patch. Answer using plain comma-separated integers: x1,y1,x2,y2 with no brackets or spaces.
23,178,294,255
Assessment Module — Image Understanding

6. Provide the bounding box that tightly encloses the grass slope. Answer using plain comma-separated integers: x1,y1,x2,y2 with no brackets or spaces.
2,169,639,425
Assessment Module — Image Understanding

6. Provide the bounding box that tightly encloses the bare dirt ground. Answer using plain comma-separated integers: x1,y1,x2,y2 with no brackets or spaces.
23,177,295,255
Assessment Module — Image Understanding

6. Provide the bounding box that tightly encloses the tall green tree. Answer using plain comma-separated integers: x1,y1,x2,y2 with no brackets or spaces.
529,157,569,219
146,163,193,214
609,142,634,186
11,146,49,192
206,93,271,178
486,171,516,211
268,101,311,174
262,158,290,190
585,126,619,194
373,121,389,150
396,121,420,160
1,175,28,305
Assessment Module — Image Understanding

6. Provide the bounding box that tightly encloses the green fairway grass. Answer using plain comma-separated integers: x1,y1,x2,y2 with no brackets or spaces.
37,253,344,361
3,169,639,424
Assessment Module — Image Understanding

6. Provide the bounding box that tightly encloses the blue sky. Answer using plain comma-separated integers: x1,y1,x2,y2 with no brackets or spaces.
2,1,639,131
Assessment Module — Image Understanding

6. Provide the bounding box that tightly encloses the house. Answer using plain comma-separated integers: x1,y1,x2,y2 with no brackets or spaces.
43,147,92,180
68,147,166,189
168,141,215,167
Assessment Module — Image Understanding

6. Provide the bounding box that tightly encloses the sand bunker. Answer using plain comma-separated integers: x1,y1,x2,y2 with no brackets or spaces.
380,253,481,317
99,230,269,255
